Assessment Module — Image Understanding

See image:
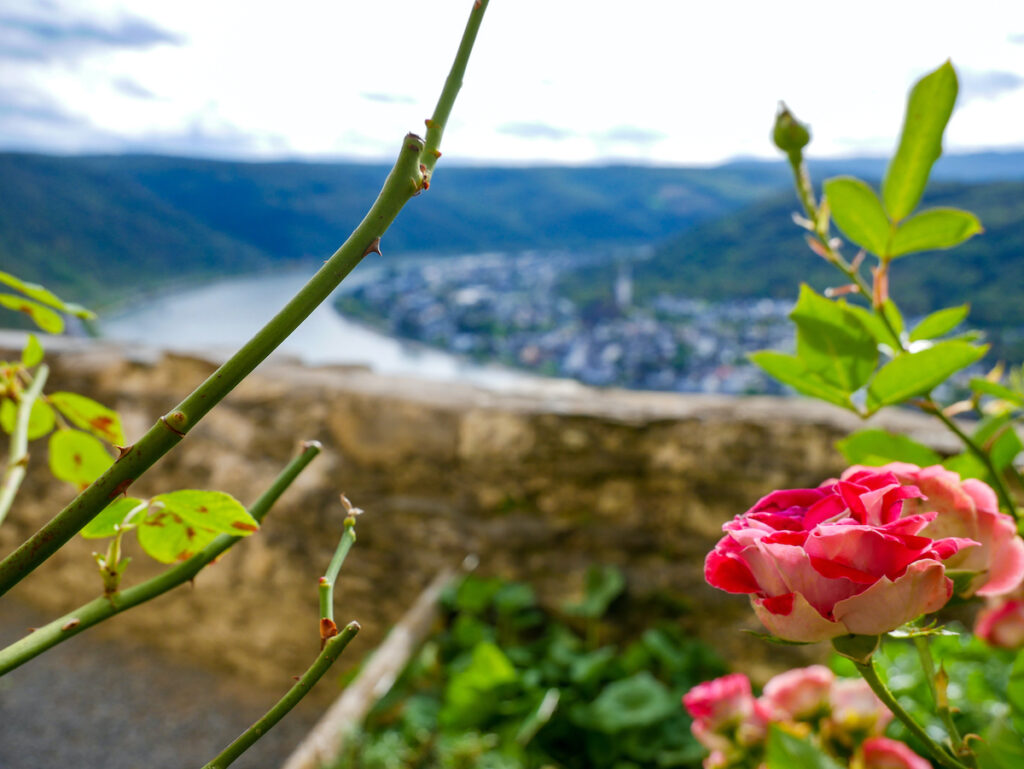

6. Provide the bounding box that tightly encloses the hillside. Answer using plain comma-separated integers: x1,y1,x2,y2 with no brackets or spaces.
3,150,1023,312
624,180,1024,330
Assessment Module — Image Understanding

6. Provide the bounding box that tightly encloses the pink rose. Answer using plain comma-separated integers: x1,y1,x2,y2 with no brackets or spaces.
860,737,931,769
683,673,769,751
760,665,834,721
847,463,1024,597
827,678,892,738
975,598,1024,648
705,469,978,641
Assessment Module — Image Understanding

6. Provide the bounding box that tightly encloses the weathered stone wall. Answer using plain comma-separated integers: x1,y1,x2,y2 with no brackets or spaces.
0,338,957,688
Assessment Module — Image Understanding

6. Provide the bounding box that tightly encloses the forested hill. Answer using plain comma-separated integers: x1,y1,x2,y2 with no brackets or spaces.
630,179,1024,328
0,153,788,305
2,150,1023,308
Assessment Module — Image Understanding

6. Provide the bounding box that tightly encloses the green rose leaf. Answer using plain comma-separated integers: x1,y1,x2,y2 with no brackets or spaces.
977,719,1024,769
836,428,942,467
48,429,113,488
844,303,901,350
0,397,55,441
889,208,982,257
589,672,677,733
0,294,64,334
137,508,221,563
48,391,125,446
21,334,44,367
910,305,969,341
81,497,147,539
0,270,95,319
749,351,854,411
866,341,988,412
149,489,259,535
790,285,878,393
562,564,626,619
440,641,518,729
766,725,844,769
974,415,1023,472
823,176,891,256
883,61,959,222
943,451,990,482
1009,649,1024,737
970,379,1024,408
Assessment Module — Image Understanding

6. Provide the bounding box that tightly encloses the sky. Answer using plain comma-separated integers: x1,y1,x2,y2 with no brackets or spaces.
2,0,1024,166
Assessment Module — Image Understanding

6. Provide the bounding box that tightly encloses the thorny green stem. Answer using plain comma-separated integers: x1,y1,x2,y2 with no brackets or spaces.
913,637,975,766
0,0,491,597
0,364,48,527
924,398,1019,520
0,441,322,676
318,516,357,626
200,622,359,769
853,658,969,769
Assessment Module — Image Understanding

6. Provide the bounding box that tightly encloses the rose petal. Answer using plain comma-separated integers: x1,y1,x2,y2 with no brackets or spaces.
752,591,846,643
832,560,951,635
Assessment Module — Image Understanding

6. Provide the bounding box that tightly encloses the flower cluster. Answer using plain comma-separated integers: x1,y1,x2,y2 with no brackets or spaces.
683,666,928,769
704,464,1024,642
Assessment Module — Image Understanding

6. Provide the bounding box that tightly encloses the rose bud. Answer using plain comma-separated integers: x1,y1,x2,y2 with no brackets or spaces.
828,678,892,740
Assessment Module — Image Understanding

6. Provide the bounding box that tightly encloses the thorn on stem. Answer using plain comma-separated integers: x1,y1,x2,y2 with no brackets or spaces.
61,619,80,632
363,237,382,258
115,444,133,460
107,478,134,500
320,617,339,649
159,415,186,438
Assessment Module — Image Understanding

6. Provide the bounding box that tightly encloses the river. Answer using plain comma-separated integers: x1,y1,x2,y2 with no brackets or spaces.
98,262,535,390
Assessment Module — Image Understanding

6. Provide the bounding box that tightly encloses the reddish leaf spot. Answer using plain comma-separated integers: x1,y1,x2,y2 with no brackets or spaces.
232,521,258,532
186,527,196,540
72,453,82,466
176,550,193,561
90,415,115,437
197,506,208,513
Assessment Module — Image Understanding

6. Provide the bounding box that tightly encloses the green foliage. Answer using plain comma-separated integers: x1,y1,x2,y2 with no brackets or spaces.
790,285,877,393
883,61,959,221
831,632,1018,764
865,341,987,412
909,305,968,341
333,574,727,769
889,207,982,257
48,428,113,488
823,177,890,256
562,564,626,619
836,429,943,467
765,725,843,769
0,397,55,441
47,391,125,446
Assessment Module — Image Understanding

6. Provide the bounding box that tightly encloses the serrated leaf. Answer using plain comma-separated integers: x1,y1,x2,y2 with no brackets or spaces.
836,428,942,467
150,490,259,535
883,61,959,221
0,270,95,319
910,305,969,341
866,341,988,412
750,351,854,411
48,429,113,488
890,207,983,257
766,725,843,769
0,294,64,334
823,176,891,256
81,497,147,539
21,334,43,367
48,391,125,445
0,397,55,441
790,285,878,393
971,378,1024,407
138,509,221,563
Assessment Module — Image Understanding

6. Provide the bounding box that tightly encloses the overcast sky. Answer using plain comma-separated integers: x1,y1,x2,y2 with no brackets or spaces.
2,0,1023,166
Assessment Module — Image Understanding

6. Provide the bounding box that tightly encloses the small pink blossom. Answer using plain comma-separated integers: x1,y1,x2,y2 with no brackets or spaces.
760,665,834,720
976,598,1024,648
860,736,931,769
828,678,892,738
683,673,770,752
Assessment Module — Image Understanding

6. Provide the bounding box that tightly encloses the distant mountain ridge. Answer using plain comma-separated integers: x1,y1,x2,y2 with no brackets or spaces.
2,149,1023,309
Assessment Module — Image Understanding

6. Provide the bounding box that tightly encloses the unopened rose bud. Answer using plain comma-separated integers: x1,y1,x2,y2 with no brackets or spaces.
773,103,811,156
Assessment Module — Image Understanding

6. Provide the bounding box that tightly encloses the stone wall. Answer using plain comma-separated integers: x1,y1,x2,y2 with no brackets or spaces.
0,338,957,689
